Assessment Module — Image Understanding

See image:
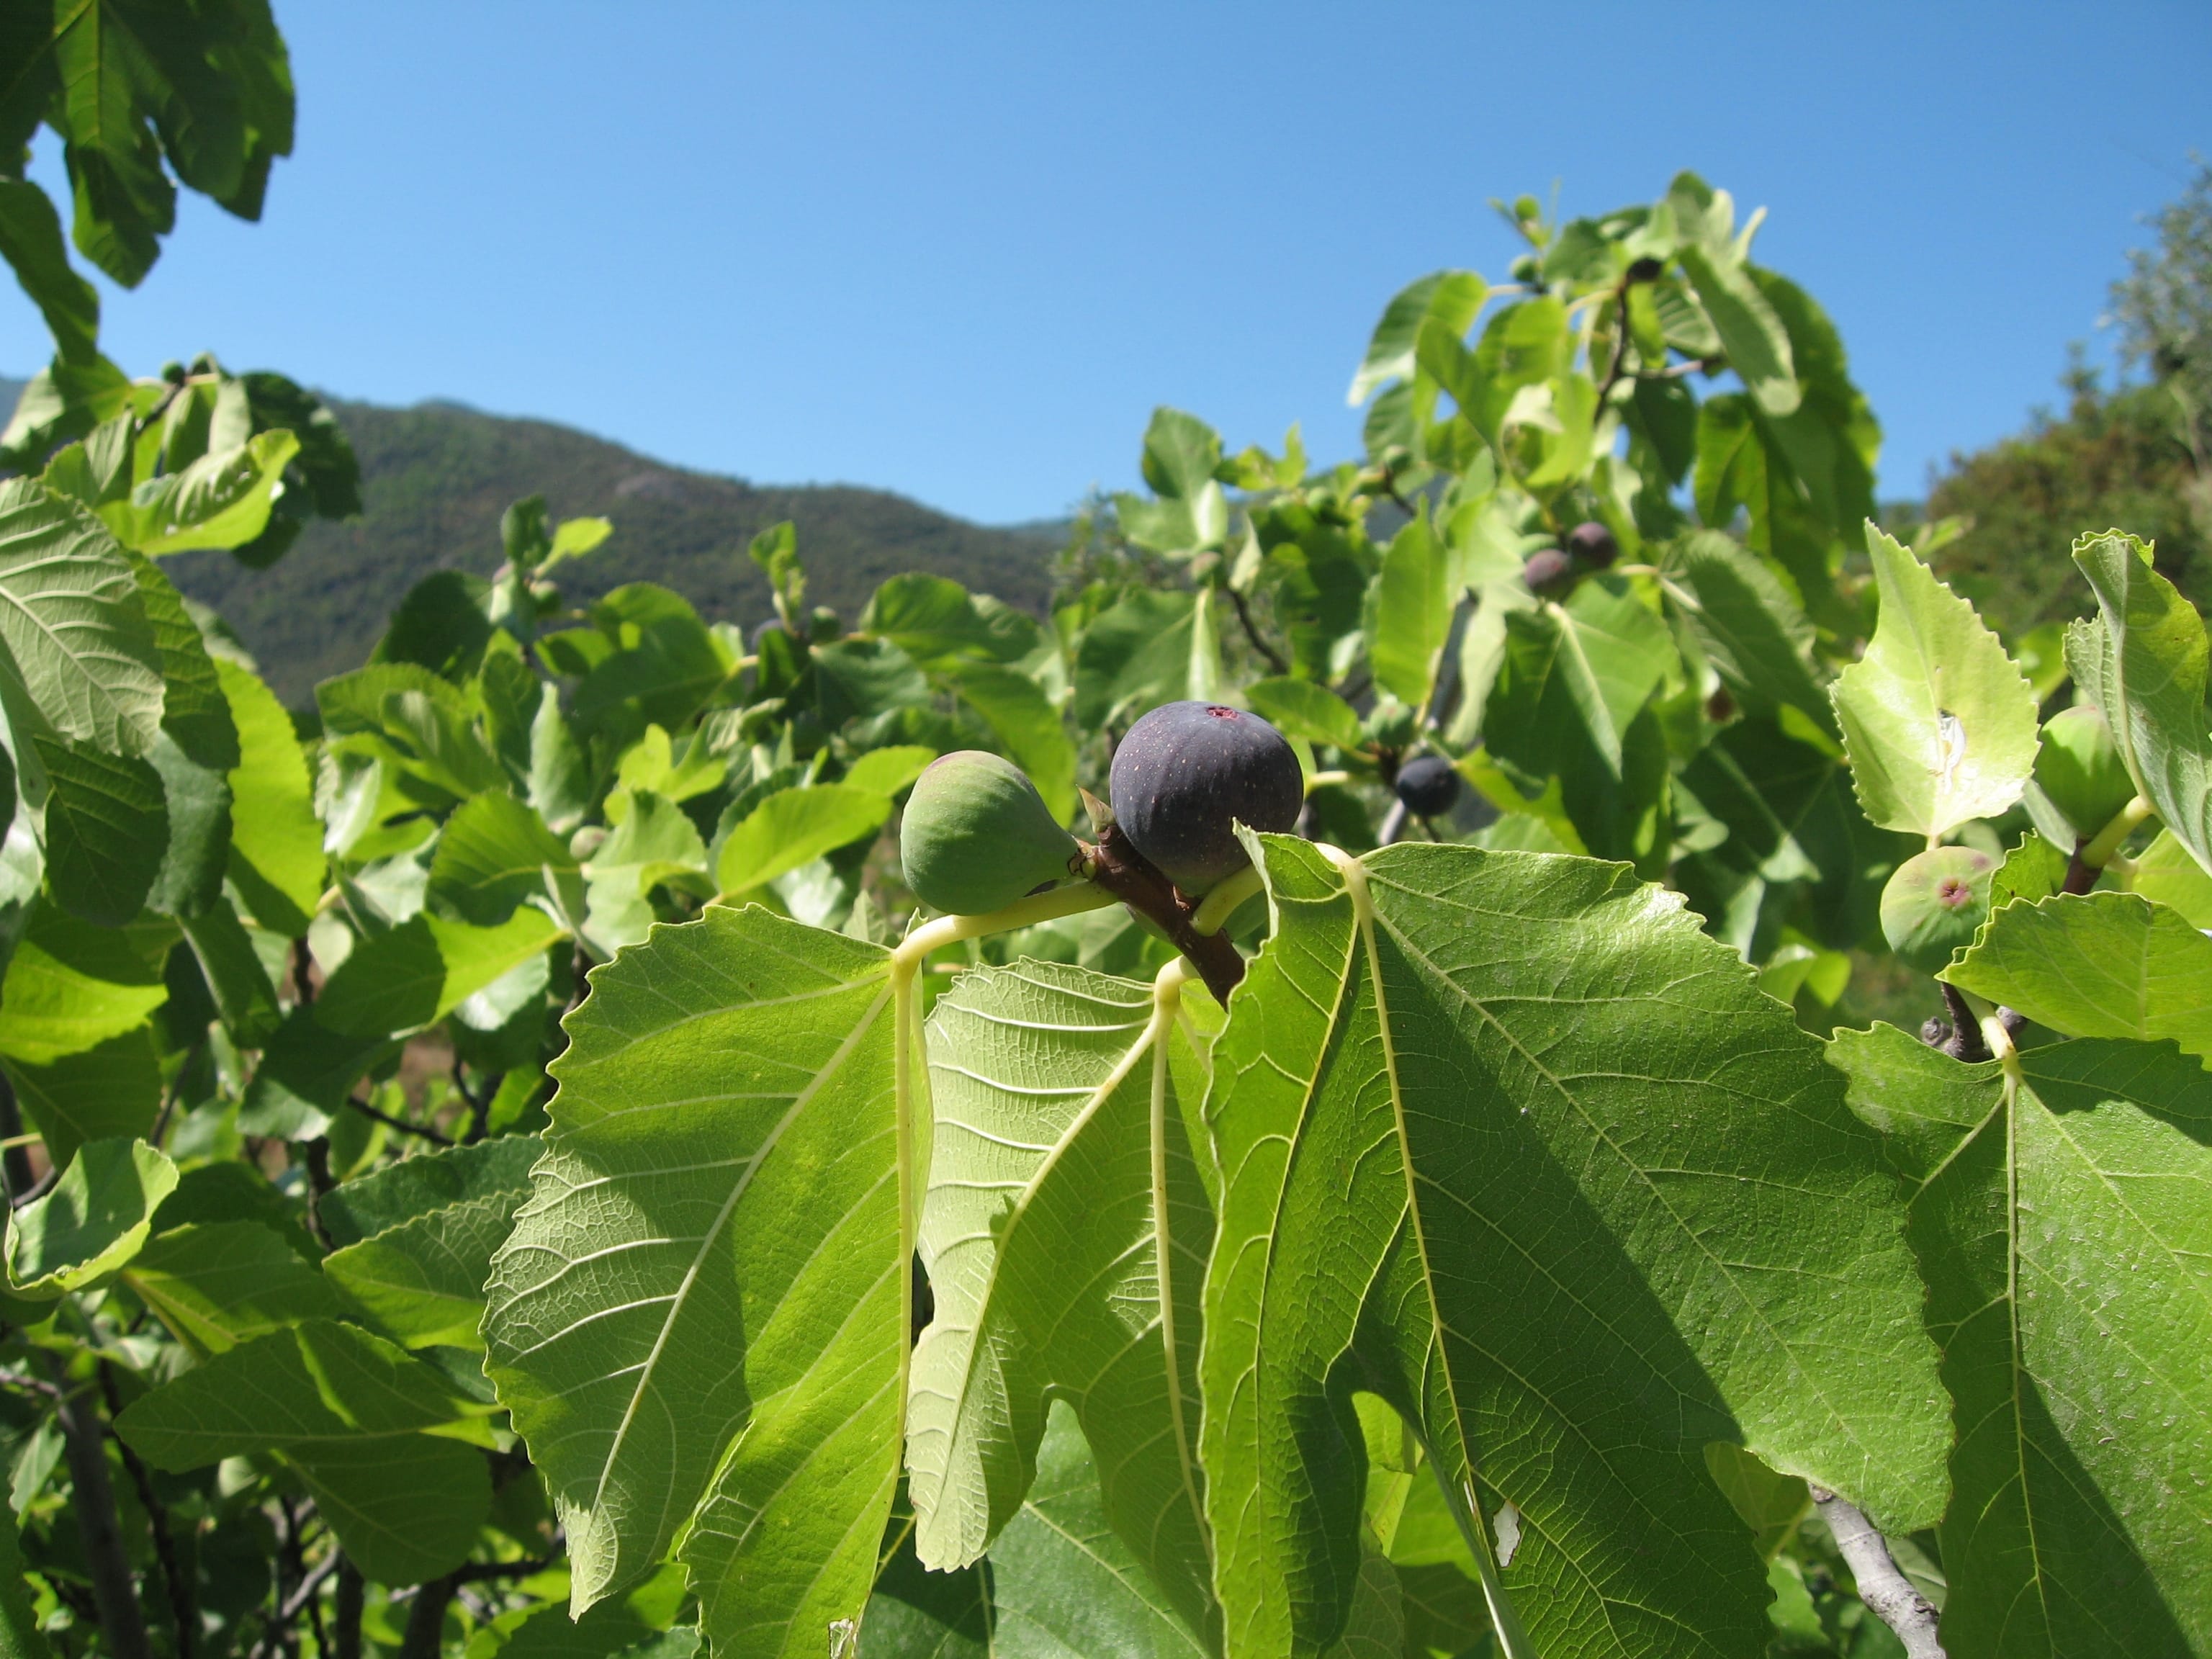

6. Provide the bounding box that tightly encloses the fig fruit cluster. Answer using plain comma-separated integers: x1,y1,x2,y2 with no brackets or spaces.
1879,845,1995,974
1109,701,1303,893
900,750,1078,915
2033,703,2134,839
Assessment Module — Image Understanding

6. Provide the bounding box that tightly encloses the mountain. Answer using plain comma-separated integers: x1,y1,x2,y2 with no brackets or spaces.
4,377,1061,706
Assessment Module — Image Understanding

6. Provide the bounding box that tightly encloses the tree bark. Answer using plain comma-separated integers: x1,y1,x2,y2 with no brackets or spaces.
40,1350,150,1659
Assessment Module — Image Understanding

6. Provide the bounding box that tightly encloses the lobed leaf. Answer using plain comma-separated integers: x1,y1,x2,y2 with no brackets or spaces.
1830,1027,2212,1656
1943,891,2212,1058
1200,837,1948,1658
1831,523,2038,838
484,907,907,1653
907,959,1217,1635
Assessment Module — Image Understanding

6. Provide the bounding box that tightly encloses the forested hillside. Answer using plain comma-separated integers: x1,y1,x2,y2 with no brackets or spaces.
0,377,1059,704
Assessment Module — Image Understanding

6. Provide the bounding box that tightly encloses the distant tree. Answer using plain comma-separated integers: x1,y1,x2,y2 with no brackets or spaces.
1929,160,2211,639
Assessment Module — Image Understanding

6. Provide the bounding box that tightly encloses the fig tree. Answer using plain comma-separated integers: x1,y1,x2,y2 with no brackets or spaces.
1108,701,1303,894
1395,755,1461,818
899,750,1078,915
1565,520,1618,570
2033,703,2134,839
1523,547,1574,598
1879,845,1995,974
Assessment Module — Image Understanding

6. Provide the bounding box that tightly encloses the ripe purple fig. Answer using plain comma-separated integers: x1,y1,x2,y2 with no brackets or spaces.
1108,702,1303,894
1394,755,1461,818
1565,521,1618,570
1522,547,1575,598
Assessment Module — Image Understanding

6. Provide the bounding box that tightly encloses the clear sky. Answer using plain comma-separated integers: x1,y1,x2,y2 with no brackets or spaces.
6,2,2208,526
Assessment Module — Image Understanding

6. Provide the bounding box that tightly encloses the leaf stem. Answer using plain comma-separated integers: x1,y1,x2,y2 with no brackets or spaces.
891,880,1118,971
1191,866,1263,935
1807,1485,1946,1658
2069,793,2154,889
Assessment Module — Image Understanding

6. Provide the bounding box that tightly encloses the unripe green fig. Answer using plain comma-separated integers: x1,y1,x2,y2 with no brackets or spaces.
1363,698,1417,750
900,751,1078,915
1879,846,1995,974
2033,703,2134,839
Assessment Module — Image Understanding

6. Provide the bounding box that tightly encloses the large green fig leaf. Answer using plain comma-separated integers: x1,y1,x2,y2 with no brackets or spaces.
1832,524,2038,838
905,958,1217,1635
943,662,1076,825
116,1318,497,1586
2069,529,2212,873
32,734,168,924
1831,1026,2212,1656
1073,589,1223,731
0,480,163,757
1943,891,2212,1058
484,907,909,1655
428,791,583,927
1200,838,1948,1659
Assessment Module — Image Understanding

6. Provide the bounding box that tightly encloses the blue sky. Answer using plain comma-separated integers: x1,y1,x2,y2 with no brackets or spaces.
6,1,2208,525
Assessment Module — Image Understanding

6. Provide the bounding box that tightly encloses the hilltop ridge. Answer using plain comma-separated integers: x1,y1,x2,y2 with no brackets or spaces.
1,378,1061,705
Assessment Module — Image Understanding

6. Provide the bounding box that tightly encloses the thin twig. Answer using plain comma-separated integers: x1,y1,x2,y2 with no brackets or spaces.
1377,799,1411,847
302,1139,337,1249
102,1362,195,1659
1809,1486,1946,1658
1224,585,1288,677
344,1094,454,1148
278,1551,341,1622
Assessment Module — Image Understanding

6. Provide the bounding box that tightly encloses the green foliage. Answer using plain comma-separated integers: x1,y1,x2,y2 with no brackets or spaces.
1,156,2208,1659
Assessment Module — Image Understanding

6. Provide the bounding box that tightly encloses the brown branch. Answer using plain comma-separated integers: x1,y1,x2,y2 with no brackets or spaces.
40,1349,150,1659
1939,984,1990,1063
333,1560,364,1659
302,1138,337,1250
1080,827,1246,1004
102,1362,195,1659
395,1573,457,1659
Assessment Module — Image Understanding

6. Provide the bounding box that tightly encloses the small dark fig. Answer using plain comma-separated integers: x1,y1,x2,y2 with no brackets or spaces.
1394,755,1461,819
1565,520,1618,570
1625,256,1665,284
1522,547,1575,598
2033,703,2134,839
1879,845,1996,975
1109,701,1303,894
1705,685,1737,724
900,751,1078,916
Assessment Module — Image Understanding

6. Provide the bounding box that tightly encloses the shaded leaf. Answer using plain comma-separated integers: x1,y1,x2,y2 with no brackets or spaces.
483,908,904,1649
1201,839,1948,1658
6,1137,176,1296
1831,1026,2212,1658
